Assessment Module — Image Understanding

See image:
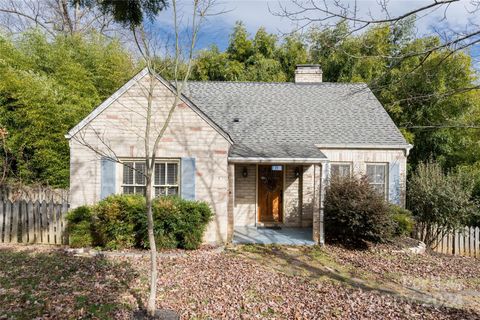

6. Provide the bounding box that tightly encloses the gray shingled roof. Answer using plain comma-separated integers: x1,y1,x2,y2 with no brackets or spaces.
185,81,408,158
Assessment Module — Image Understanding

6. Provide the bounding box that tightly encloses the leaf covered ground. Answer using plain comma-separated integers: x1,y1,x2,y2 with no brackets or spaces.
0,243,479,319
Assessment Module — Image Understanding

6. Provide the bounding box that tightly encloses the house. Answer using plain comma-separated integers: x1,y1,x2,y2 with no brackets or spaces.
66,65,412,245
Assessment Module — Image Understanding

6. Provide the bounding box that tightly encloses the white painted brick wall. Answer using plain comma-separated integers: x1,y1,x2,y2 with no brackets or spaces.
233,164,256,226
284,165,301,226
69,74,231,243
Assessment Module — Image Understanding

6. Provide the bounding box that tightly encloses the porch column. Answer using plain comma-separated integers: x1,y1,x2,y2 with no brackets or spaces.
227,163,235,243
312,162,329,245
312,164,321,244
319,162,329,246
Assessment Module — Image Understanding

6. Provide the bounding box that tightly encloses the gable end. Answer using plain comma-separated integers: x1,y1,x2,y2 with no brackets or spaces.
65,68,233,144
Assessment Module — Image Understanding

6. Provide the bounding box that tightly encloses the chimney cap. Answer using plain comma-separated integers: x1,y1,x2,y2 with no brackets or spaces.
295,64,321,68
294,64,323,83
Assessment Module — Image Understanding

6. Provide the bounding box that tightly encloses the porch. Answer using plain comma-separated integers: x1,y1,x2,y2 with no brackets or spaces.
226,152,330,245
233,226,315,245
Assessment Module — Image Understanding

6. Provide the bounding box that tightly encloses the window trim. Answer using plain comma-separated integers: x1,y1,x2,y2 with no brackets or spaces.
365,162,389,199
120,158,181,197
330,162,353,178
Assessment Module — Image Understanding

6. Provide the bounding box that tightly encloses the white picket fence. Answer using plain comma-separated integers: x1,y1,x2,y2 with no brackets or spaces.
0,200,69,245
415,226,480,258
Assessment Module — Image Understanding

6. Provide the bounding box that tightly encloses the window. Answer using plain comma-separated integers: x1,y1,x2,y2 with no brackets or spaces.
154,162,179,197
122,160,179,197
122,162,146,195
330,163,351,178
366,164,387,198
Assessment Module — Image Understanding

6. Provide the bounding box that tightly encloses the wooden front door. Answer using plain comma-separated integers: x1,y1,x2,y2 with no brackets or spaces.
258,165,284,223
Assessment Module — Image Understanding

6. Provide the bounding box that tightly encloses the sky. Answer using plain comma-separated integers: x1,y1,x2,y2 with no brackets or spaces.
156,0,480,69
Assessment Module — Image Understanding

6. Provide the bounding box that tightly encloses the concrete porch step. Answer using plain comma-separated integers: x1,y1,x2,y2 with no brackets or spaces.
232,226,315,245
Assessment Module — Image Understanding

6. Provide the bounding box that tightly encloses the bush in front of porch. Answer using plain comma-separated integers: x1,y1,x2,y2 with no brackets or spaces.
324,176,395,246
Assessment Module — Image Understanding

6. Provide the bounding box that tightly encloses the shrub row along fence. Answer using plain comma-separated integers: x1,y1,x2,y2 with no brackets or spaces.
415,226,480,258
0,200,69,245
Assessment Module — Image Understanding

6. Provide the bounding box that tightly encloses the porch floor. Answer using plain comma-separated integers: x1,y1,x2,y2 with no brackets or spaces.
233,226,315,245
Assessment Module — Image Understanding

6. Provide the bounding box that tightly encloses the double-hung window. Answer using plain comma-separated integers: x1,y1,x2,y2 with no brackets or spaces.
154,162,179,197
122,162,146,195
122,160,179,197
366,163,388,198
330,163,352,179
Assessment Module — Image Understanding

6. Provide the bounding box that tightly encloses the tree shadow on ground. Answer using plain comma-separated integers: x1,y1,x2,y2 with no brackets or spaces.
236,245,398,294
233,245,480,318
0,247,143,319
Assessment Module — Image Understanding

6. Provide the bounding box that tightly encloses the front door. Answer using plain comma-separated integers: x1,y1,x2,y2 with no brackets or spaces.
258,165,284,223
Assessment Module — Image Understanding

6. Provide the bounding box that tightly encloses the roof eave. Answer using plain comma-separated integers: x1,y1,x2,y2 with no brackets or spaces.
316,143,413,157
228,157,329,164
315,143,413,150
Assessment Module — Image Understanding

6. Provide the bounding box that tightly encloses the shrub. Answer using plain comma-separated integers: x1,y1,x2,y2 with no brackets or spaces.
138,196,213,250
68,221,94,248
389,205,414,236
66,195,213,250
66,206,93,247
408,161,477,247
324,176,393,245
92,194,145,250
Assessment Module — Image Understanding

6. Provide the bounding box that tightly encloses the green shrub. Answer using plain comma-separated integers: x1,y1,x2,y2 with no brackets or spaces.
68,221,94,248
324,176,393,245
92,194,146,250
66,206,93,247
66,195,213,250
389,205,414,236
408,161,477,247
138,196,213,250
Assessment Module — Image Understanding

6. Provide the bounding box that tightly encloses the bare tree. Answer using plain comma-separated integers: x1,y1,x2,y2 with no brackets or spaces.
71,0,219,316
0,0,121,37
273,0,480,127
275,0,480,57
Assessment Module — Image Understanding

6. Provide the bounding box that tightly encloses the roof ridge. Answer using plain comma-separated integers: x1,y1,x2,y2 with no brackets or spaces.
186,80,368,86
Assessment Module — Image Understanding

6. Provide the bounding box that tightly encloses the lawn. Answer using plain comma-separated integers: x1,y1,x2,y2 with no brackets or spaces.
0,243,479,319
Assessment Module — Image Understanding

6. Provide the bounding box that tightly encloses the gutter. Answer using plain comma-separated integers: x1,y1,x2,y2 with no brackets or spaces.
315,143,414,156
228,157,329,164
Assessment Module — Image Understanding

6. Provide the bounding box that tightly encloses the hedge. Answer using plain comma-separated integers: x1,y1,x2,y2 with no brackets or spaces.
66,194,213,250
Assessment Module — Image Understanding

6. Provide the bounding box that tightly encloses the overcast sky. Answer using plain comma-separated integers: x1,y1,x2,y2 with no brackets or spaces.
156,0,480,69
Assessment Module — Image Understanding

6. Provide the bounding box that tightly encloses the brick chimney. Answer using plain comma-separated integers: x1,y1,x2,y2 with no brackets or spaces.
294,64,322,83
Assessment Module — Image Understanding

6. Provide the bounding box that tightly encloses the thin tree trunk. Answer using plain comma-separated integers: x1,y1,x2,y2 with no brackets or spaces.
145,174,158,316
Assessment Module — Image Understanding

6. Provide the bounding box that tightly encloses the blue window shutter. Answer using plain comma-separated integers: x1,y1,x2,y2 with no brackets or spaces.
101,158,116,200
181,157,196,200
388,162,400,205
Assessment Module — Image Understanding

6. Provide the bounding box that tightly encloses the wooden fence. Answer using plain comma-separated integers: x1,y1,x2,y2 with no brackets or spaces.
0,200,69,245
0,185,69,202
415,226,480,258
